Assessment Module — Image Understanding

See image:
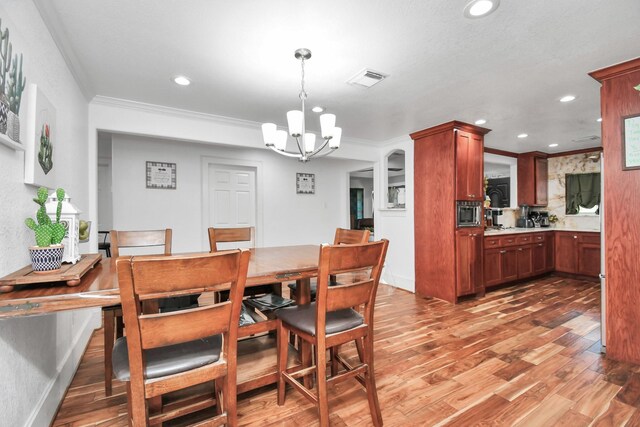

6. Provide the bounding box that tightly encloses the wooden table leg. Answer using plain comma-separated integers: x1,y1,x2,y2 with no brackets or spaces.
296,278,314,389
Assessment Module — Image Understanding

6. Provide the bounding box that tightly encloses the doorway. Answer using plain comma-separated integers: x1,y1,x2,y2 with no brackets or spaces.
348,168,374,235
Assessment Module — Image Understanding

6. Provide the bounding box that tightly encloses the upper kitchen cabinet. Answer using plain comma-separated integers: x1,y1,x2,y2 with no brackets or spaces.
456,130,484,201
517,152,548,206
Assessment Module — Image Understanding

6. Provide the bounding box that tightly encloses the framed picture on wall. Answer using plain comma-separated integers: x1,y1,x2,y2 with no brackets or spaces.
623,114,640,170
23,84,57,188
296,173,315,194
146,161,177,189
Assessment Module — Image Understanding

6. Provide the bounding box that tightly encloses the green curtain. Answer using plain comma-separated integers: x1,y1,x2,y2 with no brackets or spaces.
566,173,600,214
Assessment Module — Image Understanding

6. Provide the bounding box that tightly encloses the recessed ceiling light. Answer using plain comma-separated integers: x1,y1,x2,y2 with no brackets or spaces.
597,118,602,122
312,106,324,113
549,143,559,148
517,133,528,139
464,0,500,18
475,119,487,125
560,95,576,103
173,75,191,86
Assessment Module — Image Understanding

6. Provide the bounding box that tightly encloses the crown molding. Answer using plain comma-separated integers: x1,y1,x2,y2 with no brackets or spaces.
379,134,412,148
34,0,95,101
90,96,377,148
91,95,261,129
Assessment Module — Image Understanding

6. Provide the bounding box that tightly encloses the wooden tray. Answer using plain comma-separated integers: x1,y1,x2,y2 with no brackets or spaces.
0,253,103,293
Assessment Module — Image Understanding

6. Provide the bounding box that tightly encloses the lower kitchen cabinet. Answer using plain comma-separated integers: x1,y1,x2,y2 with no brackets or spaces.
501,247,518,282
456,228,484,296
484,249,502,287
484,230,600,288
516,246,533,278
555,231,601,277
555,232,578,273
532,241,547,275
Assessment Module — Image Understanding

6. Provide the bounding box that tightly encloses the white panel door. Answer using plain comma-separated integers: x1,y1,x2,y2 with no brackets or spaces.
208,165,256,248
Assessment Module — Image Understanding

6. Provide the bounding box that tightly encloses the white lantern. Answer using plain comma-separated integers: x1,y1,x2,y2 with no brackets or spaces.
46,191,82,264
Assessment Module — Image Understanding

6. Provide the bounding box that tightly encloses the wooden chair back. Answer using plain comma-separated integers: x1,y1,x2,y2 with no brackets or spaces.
208,226,255,252
110,229,172,257
334,228,370,245
116,250,250,422
315,240,388,330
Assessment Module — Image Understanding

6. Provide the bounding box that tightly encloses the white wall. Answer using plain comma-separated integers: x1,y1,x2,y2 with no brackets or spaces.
110,134,374,252
87,97,380,252
0,2,100,426
375,137,415,292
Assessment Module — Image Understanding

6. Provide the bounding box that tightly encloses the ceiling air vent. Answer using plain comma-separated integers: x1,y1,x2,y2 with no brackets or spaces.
572,135,601,144
347,68,389,88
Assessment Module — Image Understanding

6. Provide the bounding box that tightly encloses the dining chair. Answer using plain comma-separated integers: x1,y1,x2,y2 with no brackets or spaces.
288,228,371,301
276,239,389,427
98,231,111,257
208,226,281,299
113,249,250,426
103,229,173,397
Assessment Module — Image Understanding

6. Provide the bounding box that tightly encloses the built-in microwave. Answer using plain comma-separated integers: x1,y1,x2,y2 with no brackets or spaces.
456,201,482,228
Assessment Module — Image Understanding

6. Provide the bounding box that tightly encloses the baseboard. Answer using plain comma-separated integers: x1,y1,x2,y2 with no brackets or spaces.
26,309,101,427
381,271,415,293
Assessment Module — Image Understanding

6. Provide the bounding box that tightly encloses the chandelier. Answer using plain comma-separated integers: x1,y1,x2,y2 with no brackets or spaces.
261,48,341,162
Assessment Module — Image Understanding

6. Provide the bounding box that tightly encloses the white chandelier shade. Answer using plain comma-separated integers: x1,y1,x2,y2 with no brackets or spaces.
262,48,341,162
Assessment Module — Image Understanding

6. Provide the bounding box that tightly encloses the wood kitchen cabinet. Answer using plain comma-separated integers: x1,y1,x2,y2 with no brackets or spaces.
455,130,484,201
501,247,519,282
555,232,578,273
555,231,600,277
484,232,556,287
484,248,502,287
456,228,484,296
412,121,490,303
532,241,547,275
518,152,548,206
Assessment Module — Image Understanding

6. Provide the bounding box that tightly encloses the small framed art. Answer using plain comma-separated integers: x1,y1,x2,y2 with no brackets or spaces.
623,114,640,170
296,173,315,194
146,161,177,189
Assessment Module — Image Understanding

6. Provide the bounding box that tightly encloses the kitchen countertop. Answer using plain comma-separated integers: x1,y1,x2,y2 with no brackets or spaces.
484,227,600,236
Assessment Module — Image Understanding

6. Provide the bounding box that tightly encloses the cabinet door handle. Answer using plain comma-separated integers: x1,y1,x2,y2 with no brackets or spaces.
537,243,543,247
573,236,578,239
500,250,506,254
518,248,523,251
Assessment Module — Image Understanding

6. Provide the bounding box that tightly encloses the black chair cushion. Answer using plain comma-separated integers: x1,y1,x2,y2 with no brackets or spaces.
112,334,222,381
287,279,340,299
287,282,317,298
276,302,363,336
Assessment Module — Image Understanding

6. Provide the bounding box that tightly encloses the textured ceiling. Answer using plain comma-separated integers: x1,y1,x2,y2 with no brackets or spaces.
36,0,640,153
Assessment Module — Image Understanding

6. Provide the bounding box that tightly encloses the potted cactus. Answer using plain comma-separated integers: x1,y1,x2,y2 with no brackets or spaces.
25,187,66,273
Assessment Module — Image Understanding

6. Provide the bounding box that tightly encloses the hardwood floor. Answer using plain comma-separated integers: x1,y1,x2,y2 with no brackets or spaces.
53,276,640,426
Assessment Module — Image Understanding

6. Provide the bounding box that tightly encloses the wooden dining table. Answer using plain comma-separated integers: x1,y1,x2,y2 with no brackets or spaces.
0,244,320,394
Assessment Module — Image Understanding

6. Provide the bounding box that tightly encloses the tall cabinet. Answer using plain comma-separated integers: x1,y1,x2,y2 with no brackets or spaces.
412,121,491,303
590,58,640,364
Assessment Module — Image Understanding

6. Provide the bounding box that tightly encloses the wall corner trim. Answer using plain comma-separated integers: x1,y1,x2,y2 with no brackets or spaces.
25,310,101,427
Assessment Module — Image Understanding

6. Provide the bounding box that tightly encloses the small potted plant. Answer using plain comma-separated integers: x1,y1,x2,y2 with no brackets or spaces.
25,187,66,273
548,214,559,227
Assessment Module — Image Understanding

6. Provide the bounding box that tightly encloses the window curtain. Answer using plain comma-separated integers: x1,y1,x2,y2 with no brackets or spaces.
566,173,600,214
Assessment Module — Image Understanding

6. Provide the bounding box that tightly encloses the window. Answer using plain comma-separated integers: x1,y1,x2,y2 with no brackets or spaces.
565,172,600,215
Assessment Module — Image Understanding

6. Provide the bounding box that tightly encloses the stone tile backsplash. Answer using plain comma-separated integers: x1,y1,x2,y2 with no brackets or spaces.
536,151,601,230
